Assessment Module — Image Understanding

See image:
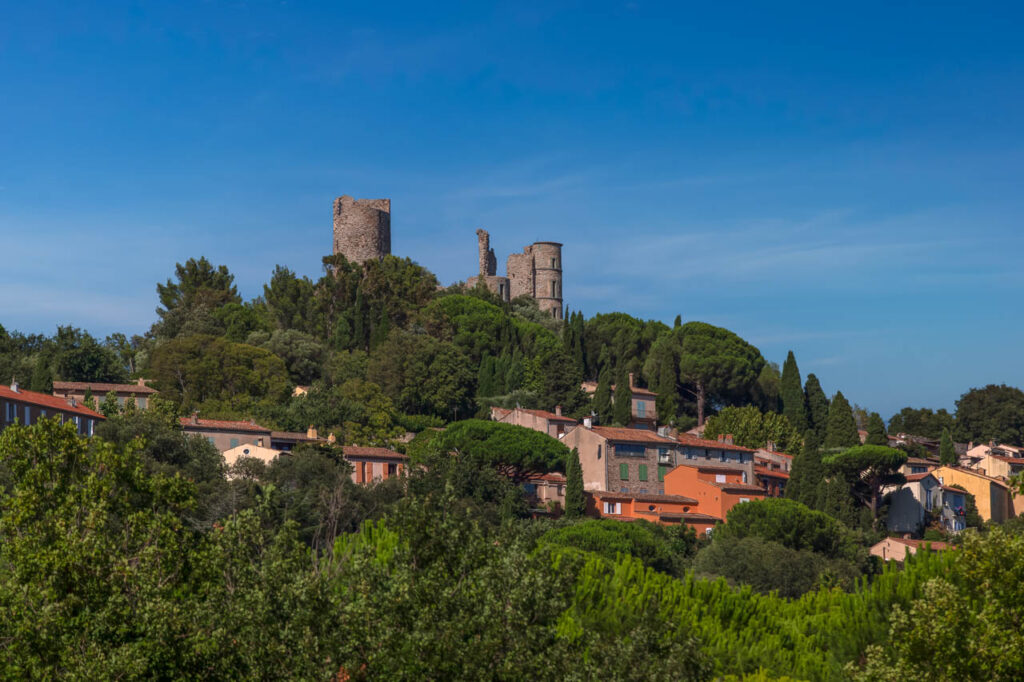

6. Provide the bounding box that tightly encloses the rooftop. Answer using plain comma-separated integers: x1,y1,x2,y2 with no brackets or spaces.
0,384,104,419
342,446,407,460
180,417,271,433
589,490,698,505
677,433,756,453
588,425,678,445
53,380,157,395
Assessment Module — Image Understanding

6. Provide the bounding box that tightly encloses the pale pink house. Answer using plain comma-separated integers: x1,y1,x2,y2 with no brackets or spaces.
490,405,578,438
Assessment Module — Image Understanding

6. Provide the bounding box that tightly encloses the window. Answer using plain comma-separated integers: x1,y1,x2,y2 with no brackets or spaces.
551,258,556,268
5,402,13,422
603,501,621,515
24,406,31,426
638,488,648,494
658,465,668,482
87,419,94,436
925,490,933,511
597,444,602,459
636,400,646,418
638,464,648,481
741,471,748,484
230,438,240,449
387,462,397,476
615,443,645,457
72,416,81,432
739,498,751,504
207,436,215,445
619,463,629,480
551,281,557,297
715,474,726,483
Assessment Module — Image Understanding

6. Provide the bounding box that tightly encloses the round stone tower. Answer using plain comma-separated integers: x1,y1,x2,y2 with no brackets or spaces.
530,241,563,320
332,195,391,265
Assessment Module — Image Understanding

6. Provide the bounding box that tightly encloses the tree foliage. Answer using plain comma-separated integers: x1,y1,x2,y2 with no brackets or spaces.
780,351,808,434
954,384,1024,446
702,406,802,453
823,391,860,450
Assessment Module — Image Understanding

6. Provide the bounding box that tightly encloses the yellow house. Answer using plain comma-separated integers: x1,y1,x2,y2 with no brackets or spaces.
931,466,1013,522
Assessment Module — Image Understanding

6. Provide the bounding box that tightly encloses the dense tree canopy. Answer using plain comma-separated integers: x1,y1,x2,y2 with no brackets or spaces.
430,419,569,483
702,406,802,453
824,445,907,521
674,322,765,425
954,384,1024,446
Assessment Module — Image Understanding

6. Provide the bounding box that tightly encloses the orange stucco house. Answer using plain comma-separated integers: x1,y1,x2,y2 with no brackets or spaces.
664,461,766,522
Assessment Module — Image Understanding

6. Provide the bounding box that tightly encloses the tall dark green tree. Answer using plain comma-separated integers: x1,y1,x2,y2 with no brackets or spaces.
564,448,585,519
786,430,824,509
613,372,633,426
954,384,1024,446
824,391,860,449
676,322,765,426
804,374,829,440
592,368,613,424
824,445,907,523
939,428,957,466
780,351,808,434
865,412,888,446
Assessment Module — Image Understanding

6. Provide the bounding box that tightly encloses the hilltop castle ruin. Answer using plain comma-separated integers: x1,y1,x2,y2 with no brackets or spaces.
331,196,563,318
467,229,563,320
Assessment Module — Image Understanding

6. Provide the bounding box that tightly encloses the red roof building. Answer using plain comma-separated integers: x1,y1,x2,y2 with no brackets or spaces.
342,446,407,484
1,380,104,436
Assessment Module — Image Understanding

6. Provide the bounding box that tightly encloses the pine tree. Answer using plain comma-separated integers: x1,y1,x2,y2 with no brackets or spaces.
673,314,682,328
564,448,585,519
787,430,824,509
865,412,888,446
803,373,829,440
780,351,808,433
477,354,497,397
613,371,633,426
656,357,679,423
819,475,859,528
823,391,860,449
592,368,613,424
939,427,957,465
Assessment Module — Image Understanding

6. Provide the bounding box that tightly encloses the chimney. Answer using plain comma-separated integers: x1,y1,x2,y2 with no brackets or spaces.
628,372,635,389
724,434,734,445
583,416,593,429
191,411,199,425
555,405,562,416
70,397,77,407
766,440,775,452
137,378,146,387
9,378,17,393
327,432,337,444
968,441,973,450
989,440,995,448
717,434,725,443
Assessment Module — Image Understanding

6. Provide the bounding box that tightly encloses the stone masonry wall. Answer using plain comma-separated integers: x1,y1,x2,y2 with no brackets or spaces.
476,228,497,276
333,196,391,264
506,249,535,300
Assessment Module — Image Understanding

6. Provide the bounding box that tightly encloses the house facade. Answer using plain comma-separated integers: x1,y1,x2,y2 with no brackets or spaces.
886,473,967,535
343,446,407,484
1,380,104,436
525,472,567,511
581,373,658,429
490,405,578,439
931,466,1012,523
562,424,680,496
663,461,765,522
870,537,949,562
180,415,272,452
52,378,157,410
585,489,714,531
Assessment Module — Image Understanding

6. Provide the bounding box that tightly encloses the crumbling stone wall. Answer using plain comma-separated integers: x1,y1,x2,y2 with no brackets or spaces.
333,196,391,264
476,229,497,277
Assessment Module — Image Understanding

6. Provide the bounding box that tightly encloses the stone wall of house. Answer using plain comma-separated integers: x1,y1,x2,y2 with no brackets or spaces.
332,195,391,264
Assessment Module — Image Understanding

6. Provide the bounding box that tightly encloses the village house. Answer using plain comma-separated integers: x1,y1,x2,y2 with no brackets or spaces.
900,456,939,477
562,422,680,496
870,537,950,562
490,405,578,438
270,427,327,452
180,414,272,453
663,461,766,523
52,378,157,410
931,466,1013,523
1,380,104,436
524,472,567,511
675,433,757,483
885,472,968,535
584,489,715,531
753,446,793,498
343,446,407,484
961,441,1024,481
223,443,283,467
581,372,658,429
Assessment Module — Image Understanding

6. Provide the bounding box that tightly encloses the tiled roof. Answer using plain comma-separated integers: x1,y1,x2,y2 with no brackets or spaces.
589,490,698,505
755,466,789,480
659,511,722,522
704,479,766,493
530,472,567,483
674,460,749,472
905,473,936,482
180,417,271,433
53,380,158,395
580,381,658,397
270,431,322,442
0,384,104,419
891,537,950,551
520,408,578,423
589,426,678,445
905,457,938,466
342,446,407,460
933,466,1010,488
677,433,756,453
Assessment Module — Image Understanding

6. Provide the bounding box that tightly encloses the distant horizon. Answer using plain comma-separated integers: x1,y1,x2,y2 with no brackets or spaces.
3,1,1023,417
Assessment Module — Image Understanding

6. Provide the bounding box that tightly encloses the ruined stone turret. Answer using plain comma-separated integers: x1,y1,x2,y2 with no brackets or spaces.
332,196,391,264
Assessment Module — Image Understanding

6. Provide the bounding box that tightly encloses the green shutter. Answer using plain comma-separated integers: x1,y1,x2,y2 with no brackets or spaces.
619,463,629,480
638,464,648,481
658,465,667,482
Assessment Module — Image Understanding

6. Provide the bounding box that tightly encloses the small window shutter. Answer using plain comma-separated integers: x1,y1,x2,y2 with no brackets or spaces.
658,465,667,482
638,464,648,481
619,463,628,480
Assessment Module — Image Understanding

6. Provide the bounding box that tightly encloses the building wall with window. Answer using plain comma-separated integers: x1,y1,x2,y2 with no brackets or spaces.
52,379,157,411
343,446,407,484
664,462,765,521
0,382,104,437
179,416,272,453
563,424,679,496
932,466,1011,522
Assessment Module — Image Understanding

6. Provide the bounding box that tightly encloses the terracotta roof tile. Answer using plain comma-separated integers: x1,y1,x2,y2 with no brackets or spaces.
53,380,158,395
0,385,104,419
905,473,936,482
179,417,271,433
589,490,698,505
588,426,677,444
342,446,407,460
674,460,749,472
892,538,950,551
519,408,578,423
755,466,789,480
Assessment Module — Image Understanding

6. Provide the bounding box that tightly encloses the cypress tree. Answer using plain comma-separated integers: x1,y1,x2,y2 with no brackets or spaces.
865,412,888,446
780,351,808,433
477,354,496,397
673,314,682,328
823,391,860,449
613,371,633,426
352,288,368,350
787,430,824,509
803,373,829,440
564,448,585,519
592,368,613,424
656,357,679,423
939,427,957,465
819,475,859,528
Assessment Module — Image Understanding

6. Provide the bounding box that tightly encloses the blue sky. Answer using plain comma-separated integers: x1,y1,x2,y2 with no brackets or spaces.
2,1,1023,417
